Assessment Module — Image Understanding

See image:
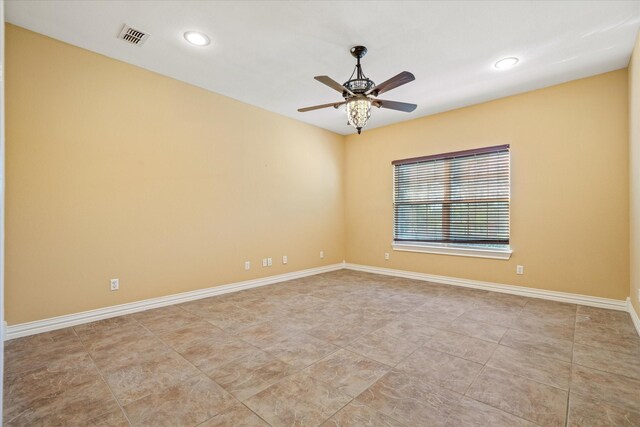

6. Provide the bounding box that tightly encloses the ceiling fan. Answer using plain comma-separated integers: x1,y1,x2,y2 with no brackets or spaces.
298,45,417,134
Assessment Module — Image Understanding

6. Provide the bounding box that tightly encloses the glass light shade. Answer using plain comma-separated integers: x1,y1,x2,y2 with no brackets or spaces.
346,98,371,134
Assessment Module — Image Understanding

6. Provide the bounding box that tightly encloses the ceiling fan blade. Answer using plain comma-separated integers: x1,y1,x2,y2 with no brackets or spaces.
368,71,415,96
372,99,417,112
314,76,354,96
298,101,346,112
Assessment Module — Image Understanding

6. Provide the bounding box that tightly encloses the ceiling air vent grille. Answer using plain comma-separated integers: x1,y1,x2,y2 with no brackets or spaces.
118,24,149,46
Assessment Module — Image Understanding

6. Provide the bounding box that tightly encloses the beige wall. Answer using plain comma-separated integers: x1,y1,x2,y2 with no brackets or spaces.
345,70,630,300
630,32,640,315
6,24,633,325
5,24,345,324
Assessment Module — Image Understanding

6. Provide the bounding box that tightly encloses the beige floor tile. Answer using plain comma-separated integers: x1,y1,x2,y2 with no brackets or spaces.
306,313,386,347
284,294,328,310
322,401,405,427
245,372,352,426
5,354,119,426
577,306,634,324
102,350,201,405
518,306,577,328
509,313,575,341
304,349,390,397
445,396,537,427
316,302,359,318
523,298,577,315
208,349,295,401
395,347,483,393
574,330,640,356
4,353,115,424
89,334,173,372
476,292,530,310
178,298,242,318
466,367,567,427
177,333,258,375
356,370,462,427
573,322,640,355
123,374,235,426
234,321,305,348
86,408,131,427
75,316,146,346
499,328,573,362
459,306,522,327
403,312,460,330
424,329,497,364
158,321,227,351
575,316,639,339
264,333,340,369
199,402,269,426
446,317,508,343
573,343,640,380
208,310,265,333
274,307,326,330
414,298,470,318
347,329,420,366
4,328,87,376
567,392,640,427
5,327,79,356
486,345,572,390
570,364,640,413
76,317,165,362
132,305,203,335
375,316,441,345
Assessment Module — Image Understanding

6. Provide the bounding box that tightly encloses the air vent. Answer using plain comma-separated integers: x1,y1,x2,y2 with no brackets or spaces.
118,24,149,46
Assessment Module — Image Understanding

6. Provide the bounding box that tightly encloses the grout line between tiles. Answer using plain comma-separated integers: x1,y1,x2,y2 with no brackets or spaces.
133,319,259,426
133,308,304,426
564,304,578,427
74,331,134,427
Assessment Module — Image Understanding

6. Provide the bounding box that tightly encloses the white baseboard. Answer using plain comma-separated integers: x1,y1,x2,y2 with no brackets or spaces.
628,298,640,336
344,263,628,311
7,261,637,341
5,263,344,340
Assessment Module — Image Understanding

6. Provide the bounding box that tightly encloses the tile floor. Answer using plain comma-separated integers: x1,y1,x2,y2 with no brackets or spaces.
4,270,640,426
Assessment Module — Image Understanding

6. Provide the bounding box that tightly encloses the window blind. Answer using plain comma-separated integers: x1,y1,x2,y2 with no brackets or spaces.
393,145,510,246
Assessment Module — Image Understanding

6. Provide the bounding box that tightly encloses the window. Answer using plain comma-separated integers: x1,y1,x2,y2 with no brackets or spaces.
392,145,511,259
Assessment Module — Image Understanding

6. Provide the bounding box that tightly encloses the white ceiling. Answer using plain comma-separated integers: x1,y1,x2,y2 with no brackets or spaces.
6,1,640,135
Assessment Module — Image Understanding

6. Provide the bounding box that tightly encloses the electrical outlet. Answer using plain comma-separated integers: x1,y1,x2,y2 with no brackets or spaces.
110,278,119,291
262,258,267,267
516,265,524,275
244,261,250,271
320,250,324,259
384,252,390,260
282,255,288,264
267,257,273,266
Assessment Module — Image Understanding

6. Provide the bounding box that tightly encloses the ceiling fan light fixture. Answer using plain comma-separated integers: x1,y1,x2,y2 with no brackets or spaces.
347,98,371,134
298,45,416,134
494,56,519,69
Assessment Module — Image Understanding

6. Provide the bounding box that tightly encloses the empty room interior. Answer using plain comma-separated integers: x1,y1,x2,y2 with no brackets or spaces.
2,0,640,426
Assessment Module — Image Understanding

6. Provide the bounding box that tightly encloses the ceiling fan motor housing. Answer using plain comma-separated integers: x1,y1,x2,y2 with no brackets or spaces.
344,46,374,96
344,78,375,95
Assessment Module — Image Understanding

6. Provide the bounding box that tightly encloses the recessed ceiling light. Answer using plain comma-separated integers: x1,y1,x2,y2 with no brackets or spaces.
494,57,519,69
184,31,210,46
